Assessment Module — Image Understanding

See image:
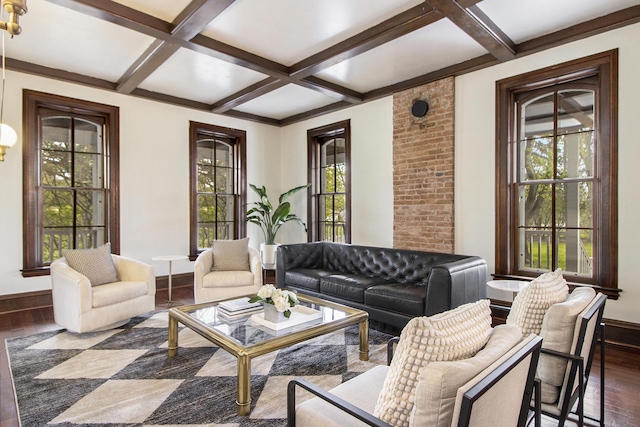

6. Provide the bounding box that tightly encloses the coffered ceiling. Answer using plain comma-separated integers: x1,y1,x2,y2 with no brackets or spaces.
4,0,640,126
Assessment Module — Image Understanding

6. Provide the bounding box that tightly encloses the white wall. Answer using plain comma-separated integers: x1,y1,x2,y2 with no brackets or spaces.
455,23,640,323
279,97,394,247
0,71,281,295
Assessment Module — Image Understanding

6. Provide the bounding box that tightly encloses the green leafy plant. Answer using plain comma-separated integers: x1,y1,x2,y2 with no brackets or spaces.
246,183,310,244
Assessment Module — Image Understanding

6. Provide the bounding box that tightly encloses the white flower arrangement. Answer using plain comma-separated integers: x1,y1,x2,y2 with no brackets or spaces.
249,284,299,318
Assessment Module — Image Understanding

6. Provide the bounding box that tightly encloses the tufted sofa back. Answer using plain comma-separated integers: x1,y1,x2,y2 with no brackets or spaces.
279,242,468,286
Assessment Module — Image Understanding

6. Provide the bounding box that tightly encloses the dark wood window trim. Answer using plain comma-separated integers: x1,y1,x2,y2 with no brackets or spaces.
189,121,247,260
307,120,351,243
22,90,120,277
495,49,619,298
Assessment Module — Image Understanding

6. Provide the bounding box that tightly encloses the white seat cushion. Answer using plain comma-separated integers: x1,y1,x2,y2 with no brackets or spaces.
92,281,149,308
202,270,255,288
373,299,492,427
295,365,389,427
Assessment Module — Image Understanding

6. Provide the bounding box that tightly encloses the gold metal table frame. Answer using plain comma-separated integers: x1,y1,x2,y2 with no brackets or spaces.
167,293,369,416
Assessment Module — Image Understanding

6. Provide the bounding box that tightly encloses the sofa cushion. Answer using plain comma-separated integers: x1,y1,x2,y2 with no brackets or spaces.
537,287,596,403
410,324,523,427
285,269,335,292
62,242,119,287
373,299,492,427
507,268,569,335
320,274,388,303
92,280,149,308
203,270,255,288
365,283,426,316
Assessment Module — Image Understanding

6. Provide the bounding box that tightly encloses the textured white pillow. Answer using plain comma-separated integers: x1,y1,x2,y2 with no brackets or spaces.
507,269,569,336
373,299,492,427
538,287,596,389
62,242,119,287
211,238,250,272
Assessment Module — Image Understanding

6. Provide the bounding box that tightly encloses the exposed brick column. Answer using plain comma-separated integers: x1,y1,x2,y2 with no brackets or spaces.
393,77,455,253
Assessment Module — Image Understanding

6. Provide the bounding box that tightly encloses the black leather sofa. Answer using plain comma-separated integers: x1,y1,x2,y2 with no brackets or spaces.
276,242,487,329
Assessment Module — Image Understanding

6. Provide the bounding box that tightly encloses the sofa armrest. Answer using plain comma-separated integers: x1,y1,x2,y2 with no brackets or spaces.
194,249,214,287
277,243,325,288
50,258,93,315
112,255,156,295
287,378,392,427
249,247,262,287
425,256,487,316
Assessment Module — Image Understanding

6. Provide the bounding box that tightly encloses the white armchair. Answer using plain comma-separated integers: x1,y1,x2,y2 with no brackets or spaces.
194,246,262,303
50,254,156,333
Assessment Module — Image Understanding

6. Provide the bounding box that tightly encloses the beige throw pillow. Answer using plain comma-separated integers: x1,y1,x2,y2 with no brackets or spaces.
62,242,119,287
507,268,569,336
211,238,250,272
538,287,596,388
410,324,523,427
373,299,492,427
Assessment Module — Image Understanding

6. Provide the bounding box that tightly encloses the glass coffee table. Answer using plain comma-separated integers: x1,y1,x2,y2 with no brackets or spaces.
167,293,369,416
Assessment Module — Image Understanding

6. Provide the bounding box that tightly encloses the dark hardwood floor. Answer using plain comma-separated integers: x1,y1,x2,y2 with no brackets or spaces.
1,286,638,427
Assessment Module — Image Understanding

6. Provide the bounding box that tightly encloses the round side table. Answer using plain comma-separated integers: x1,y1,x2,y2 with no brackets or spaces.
152,255,188,306
486,280,530,300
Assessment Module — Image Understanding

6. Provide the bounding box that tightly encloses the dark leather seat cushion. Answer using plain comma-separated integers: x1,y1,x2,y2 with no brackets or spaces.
365,283,426,316
320,274,388,303
285,269,334,292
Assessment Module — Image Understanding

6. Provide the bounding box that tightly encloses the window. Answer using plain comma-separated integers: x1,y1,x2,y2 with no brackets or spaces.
189,121,246,259
496,50,618,296
307,120,351,243
22,90,119,276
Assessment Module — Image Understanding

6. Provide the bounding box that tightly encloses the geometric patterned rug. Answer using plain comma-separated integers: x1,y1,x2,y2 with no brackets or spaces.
5,310,392,426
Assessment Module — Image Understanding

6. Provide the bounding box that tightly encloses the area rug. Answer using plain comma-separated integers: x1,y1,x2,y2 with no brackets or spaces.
6,310,392,426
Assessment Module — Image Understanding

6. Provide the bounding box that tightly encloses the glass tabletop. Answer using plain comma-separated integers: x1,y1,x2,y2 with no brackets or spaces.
175,294,359,347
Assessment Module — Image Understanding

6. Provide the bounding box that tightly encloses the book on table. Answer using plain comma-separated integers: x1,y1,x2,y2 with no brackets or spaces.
218,297,263,318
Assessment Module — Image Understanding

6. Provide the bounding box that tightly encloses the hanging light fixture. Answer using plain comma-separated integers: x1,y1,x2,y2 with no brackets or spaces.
0,0,27,36
0,0,26,161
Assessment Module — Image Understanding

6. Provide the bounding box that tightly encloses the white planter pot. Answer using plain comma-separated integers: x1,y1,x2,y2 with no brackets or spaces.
260,243,279,268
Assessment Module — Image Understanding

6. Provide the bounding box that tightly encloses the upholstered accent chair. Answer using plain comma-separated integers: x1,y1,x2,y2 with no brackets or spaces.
51,248,156,333
536,290,606,427
287,324,542,427
194,238,262,303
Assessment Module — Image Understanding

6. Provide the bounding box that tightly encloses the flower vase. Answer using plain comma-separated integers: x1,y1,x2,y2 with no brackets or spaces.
262,303,286,323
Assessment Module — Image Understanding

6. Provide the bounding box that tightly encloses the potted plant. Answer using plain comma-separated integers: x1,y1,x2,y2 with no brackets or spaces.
246,183,310,267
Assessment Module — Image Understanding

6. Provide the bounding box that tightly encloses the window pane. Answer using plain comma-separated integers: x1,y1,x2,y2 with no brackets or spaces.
197,144,214,166
555,182,592,228
75,190,105,226
215,141,232,167
198,224,214,249
557,229,594,277
217,222,232,240
557,90,594,136
320,195,333,222
518,227,552,272
216,167,233,194
43,189,73,227
519,136,554,182
75,226,105,249
522,93,554,138
74,118,102,154
335,137,346,165
518,183,553,228
334,223,346,243
556,131,594,179
198,194,216,222
41,150,71,187
42,117,71,151
197,163,215,193
43,227,73,263
321,139,334,167
335,164,346,193
334,194,346,223
216,195,234,222
319,221,328,241
75,153,104,188
321,165,335,193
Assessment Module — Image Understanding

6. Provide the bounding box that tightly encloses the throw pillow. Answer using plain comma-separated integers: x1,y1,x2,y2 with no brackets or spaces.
538,287,596,388
410,324,523,427
62,242,119,287
211,238,250,272
373,299,492,427
506,268,569,336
